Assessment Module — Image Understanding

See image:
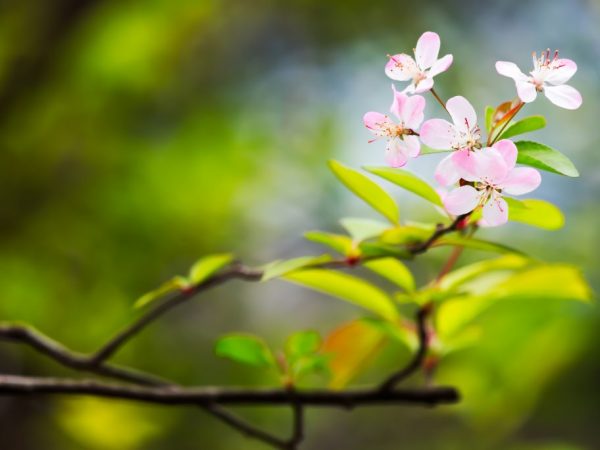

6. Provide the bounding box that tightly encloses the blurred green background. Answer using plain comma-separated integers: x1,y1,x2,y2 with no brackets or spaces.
0,0,599,449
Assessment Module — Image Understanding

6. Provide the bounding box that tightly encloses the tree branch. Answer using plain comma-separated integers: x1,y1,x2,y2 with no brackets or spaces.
0,216,468,448
0,374,459,407
379,304,431,391
0,323,290,449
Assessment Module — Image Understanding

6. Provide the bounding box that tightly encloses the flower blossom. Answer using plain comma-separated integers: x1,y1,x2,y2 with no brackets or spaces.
442,140,541,227
496,50,582,110
363,85,426,167
419,96,482,185
385,31,453,94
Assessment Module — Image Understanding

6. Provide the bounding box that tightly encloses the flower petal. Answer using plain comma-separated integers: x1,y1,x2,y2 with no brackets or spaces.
385,54,418,81
461,148,508,184
447,96,477,133
428,54,453,77
412,77,434,93
482,196,509,227
544,84,582,110
390,84,406,120
492,139,517,170
420,119,457,149
443,185,480,216
400,95,426,129
545,59,577,85
435,153,461,186
401,135,421,158
501,167,541,195
495,61,528,81
415,31,440,69
385,138,409,167
363,112,393,136
516,80,537,103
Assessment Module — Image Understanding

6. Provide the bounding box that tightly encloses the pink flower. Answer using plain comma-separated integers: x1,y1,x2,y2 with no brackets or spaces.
363,85,426,167
496,50,582,110
442,140,542,227
419,96,482,186
385,31,453,94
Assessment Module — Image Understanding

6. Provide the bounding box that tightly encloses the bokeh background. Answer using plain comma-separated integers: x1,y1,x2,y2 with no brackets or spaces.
0,0,599,449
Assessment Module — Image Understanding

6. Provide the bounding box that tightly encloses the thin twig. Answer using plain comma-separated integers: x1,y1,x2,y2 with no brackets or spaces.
0,374,459,406
430,88,449,114
379,304,431,391
89,265,263,364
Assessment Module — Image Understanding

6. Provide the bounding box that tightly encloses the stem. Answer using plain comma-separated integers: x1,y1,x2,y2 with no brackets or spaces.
430,88,449,114
379,304,431,391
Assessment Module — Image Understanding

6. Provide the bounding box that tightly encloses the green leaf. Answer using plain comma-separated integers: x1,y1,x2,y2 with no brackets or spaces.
215,334,276,368
364,257,415,292
484,264,592,303
189,253,234,284
134,276,189,309
328,160,400,224
437,263,592,339
485,105,494,132
304,231,355,256
339,217,390,242
380,226,432,245
261,255,333,281
358,242,412,259
439,255,532,292
434,235,523,254
283,269,399,321
499,115,546,140
364,166,443,206
515,141,579,177
505,198,565,230
285,330,321,360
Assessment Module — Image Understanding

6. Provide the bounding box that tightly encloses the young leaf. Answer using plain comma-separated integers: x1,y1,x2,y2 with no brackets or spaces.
515,141,579,177
285,330,321,360
434,235,523,254
505,198,565,230
438,255,532,292
261,255,333,281
340,217,390,242
484,264,592,303
498,115,546,140
358,242,412,259
215,334,276,368
380,226,432,245
321,319,388,389
328,160,400,224
283,269,399,321
484,105,494,132
189,253,234,284
364,257,416,293
304,231,355,256
134,276,189,309
364,166,443,206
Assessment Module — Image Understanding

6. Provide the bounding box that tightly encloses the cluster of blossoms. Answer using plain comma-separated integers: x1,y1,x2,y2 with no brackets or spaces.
364,32,581,227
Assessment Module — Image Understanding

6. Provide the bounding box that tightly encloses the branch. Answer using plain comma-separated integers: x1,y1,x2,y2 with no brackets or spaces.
89,264,263,364
379,304,431,391
410,214,468,255
0,374,459,407
90,216,469,366
0,323,289,449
